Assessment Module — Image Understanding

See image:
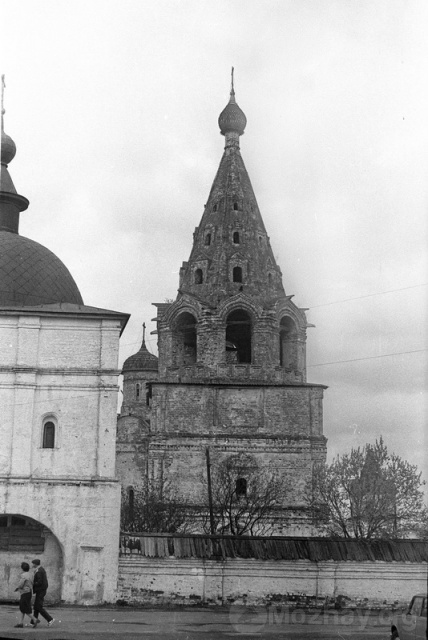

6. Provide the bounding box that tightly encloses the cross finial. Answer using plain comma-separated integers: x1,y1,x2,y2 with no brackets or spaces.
1,74,5,131
142,322,146,345
231,67,234,94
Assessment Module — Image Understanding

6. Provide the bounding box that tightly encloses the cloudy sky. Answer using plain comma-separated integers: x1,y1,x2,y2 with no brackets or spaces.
1,0,427,483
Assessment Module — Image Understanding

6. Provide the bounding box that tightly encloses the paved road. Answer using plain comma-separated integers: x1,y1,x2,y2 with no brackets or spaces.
0,604,392,639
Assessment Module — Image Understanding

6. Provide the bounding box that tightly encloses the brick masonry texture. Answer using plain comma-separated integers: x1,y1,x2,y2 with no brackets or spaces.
116,90,328,533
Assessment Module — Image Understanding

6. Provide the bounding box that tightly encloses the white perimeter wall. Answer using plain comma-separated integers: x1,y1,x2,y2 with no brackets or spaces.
118,556,427,607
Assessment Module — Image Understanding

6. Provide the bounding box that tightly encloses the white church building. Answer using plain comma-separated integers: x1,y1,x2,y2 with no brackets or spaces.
0,86,129,603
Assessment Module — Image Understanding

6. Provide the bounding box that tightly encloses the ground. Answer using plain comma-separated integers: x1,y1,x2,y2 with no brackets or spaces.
0,604,392,639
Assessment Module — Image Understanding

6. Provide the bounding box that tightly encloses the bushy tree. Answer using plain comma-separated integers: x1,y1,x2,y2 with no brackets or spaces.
120,478,190,533
309,437,427,539
203,453,286,536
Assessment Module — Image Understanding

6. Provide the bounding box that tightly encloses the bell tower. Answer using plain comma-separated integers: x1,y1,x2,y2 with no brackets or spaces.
155,69,309,385
119,72,327,534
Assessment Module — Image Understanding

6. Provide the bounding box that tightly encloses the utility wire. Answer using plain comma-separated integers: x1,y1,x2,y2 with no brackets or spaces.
308,348,427,368
308,283,428,309
2,347,426,409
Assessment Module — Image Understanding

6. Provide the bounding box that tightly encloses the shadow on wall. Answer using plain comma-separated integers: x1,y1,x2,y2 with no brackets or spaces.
0,514,63,603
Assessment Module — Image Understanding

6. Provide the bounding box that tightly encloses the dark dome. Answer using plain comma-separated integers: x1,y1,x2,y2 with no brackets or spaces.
122,341,158,373
218,93,247,136
0,231,83,306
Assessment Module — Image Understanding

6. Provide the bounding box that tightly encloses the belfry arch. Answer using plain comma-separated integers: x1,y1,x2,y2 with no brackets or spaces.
172,312,197,366
279,316,298,370
226,309,252,363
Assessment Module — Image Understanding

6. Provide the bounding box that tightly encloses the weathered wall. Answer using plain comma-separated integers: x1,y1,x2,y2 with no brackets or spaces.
0,311,124,604
118,556,428,607
150,383,324,437
0,528,62,602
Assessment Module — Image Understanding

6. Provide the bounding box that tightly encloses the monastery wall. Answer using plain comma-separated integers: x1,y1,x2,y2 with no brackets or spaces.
118,555,427,608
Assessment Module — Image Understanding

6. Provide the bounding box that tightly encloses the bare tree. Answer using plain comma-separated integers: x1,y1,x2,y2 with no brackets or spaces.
202,453,286,536
120,478,190,533
309,437,428,539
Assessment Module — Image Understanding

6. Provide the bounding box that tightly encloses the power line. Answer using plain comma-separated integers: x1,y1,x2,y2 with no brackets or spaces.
308,283,428,309
308,348,427,368
1,346,426,409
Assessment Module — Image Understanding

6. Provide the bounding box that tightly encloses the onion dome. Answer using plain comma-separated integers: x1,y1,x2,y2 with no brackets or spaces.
218,67,247,136
0,76,83,307
122,338,158,373
1,129,16,165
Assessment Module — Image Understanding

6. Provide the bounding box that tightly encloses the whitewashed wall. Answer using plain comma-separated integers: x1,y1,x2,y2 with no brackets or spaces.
118,556,427,607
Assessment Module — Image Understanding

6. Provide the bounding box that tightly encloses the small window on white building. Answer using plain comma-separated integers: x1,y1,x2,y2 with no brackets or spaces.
136,383,140,399
42,421,55,449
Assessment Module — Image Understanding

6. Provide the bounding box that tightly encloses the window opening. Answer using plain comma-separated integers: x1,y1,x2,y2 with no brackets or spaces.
233,266,243,283
233,231,240,244
136,383,140,399
128,487,135,520
279,316,297,369
236,477,247,497
233,202,239,210
42,421,55,449
174,312,197,365
195,268,203,284
213,204,217,212
205,233,211,246
226,310,252,363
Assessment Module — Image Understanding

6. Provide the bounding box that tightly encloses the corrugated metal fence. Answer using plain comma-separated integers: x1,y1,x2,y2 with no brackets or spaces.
120,533,427,562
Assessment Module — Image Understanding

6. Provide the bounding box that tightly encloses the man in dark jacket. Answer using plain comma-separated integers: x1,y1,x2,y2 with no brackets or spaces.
31,559,54,627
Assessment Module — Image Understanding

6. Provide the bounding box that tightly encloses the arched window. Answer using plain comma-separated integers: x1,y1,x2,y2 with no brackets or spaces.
279,316,298,369
268,273,272,285
233,266,243,283
136,383,140,400
42,421,55,449
205,233,211,246
213,203,217,212
233,231,240,244
226,310,252,363
236,477,247,497
195,268,203,284
233,202,239,211
173,312,197,365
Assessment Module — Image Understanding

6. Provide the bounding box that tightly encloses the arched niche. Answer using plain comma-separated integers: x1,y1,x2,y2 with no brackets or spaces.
172,311,197,366
226,310,252,363
0,514,63,603
279,316,298,369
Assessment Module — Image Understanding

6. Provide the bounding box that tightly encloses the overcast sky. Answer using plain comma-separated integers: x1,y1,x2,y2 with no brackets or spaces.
1,0,427,484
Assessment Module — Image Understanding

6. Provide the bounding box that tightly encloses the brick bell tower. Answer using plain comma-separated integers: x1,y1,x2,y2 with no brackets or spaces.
119,71,327,534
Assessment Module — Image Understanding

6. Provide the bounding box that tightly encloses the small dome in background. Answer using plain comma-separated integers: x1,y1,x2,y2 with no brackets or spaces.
122,339,158,373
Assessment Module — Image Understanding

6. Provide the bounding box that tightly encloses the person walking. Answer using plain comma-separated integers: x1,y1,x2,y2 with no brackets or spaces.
14,562,37,628
31,559,54,627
